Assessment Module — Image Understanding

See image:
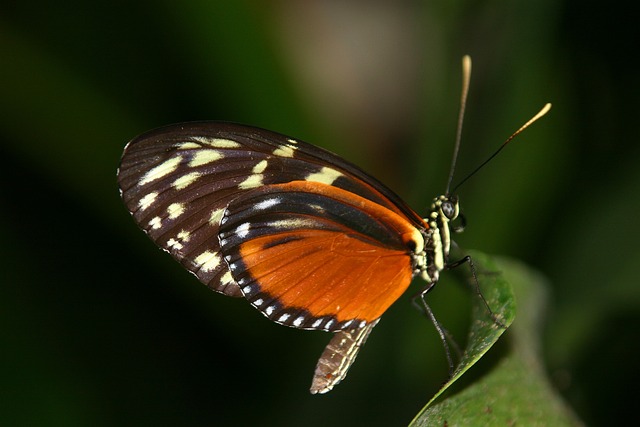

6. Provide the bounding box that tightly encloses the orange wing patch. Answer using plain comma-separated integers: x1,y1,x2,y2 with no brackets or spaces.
238,229,413,325
219,180,424,330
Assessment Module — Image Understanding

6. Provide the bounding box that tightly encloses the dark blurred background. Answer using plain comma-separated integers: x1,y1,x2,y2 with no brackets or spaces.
1,1,637,426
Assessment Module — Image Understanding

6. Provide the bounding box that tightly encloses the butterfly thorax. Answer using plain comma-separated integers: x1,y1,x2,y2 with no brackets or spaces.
416,195,460,284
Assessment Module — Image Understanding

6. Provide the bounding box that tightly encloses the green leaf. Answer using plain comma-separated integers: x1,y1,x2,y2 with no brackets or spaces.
410,252,582,426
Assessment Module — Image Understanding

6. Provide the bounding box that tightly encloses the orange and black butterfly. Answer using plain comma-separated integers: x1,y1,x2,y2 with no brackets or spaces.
117,57,550,394
117,121,460,393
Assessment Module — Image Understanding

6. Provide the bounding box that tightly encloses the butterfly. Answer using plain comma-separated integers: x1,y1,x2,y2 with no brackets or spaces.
117,120,458,390
117,57,550,394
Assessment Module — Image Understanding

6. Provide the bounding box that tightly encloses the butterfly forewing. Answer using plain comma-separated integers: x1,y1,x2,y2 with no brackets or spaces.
118,122,427,317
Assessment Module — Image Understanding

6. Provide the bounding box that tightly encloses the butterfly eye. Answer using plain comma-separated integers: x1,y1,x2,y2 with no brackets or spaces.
441,199,458,220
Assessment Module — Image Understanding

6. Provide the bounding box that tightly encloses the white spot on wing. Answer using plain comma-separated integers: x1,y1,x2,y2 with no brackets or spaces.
255,198,280,210
167,203,185,219
253,298,264,306
293,316,305,327
305,167,342,185
265,305,276,316
172,172,202,190
236,222,251,238
278,313,290,322
139,156,182,185
138,192,158,211
189,150,223,167
194,250,221,272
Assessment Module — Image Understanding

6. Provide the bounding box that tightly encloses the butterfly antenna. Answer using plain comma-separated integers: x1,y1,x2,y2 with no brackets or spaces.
445,55,472,195
451,102,552,193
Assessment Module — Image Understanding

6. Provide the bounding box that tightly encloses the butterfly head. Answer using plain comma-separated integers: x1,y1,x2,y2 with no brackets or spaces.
418,194,464,281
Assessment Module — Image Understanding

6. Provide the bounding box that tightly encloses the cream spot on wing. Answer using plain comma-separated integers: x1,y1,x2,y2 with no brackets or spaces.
138,192,158,211
166,238,183,251
237,160,269,189
177,142,201,149
193,137,241,148
172,172,202,190
305,167,342,185
139,156,182,185
220,271,234,285
272,144,295,158
209,208,225,226
177,230,191,241
195,250,221,272
189,150,224,167
252,160,268,174
287,138,298,145
167,203,185,219
238,174,263,189
149,216,162,229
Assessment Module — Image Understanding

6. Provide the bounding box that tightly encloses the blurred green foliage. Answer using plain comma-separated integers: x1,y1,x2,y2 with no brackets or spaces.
0,1,637,426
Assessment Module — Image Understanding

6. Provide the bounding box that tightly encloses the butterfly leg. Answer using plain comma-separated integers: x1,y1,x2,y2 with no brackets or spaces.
411,284,456,377
447,255,507,329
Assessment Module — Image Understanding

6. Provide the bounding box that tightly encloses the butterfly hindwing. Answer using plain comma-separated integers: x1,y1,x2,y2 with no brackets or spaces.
218,181,418,331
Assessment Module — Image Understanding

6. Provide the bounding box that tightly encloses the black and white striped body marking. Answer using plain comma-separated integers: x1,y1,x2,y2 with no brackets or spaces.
415,195,460,285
